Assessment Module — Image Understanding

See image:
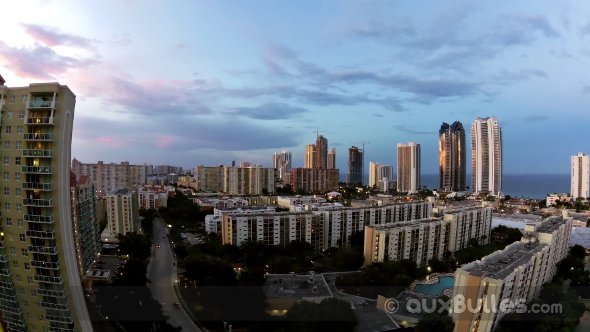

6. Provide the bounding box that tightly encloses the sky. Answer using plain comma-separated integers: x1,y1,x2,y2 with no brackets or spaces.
1,0,590,174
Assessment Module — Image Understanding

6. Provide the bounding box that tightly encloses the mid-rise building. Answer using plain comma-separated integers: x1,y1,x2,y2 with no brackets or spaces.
71,159,148,197
471,117,502,196
102,189,139,241
546,193,574,207
363,205,492,266
195,197,249,209
205,206,276,234
138,187,168,210
0,77,92,331
347,146,363,185
304,144,315,168
315,135,328,169
327,148,336,170
223,166,276,195
194,165,224,192
277,196,327,209
397,142,421,194
290,168,339,194
70,173,99,279
439,121,466,191
452,216,572,332
369,162,394,191
221,201,433,251
571,152,590,199
272,151,292,181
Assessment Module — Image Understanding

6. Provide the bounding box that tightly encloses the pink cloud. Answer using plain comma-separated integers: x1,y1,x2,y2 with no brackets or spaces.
155,135,175,149
93,136,127,147
21,23,95,48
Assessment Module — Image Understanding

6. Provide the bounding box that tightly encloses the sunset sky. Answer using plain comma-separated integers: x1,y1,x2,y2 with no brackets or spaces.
1,0,590,174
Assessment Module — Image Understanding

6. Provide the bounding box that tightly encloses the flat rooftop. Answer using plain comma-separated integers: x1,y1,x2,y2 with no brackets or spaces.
533,216,566,234
369,218,443,231
462,241,546,280
264,274,332,299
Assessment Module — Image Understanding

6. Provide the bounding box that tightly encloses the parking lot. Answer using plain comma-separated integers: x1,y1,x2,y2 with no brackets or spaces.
89,252,126,282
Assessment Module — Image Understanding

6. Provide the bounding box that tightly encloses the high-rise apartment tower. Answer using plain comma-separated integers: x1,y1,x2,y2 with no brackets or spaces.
439,121,466,191
471,117,502,195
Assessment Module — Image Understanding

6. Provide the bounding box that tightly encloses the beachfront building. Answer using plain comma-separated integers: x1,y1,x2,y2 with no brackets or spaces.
397,142,421,194
452,216,572,332
471,117,502,196
571,152,590,199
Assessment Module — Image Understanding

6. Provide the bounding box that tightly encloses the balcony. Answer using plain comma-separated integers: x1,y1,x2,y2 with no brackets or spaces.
23,198,52,207
25,230,55,239
34,274,63,285
26,117,53,125
44,314,72,324
28,99,55,109
0,268,9,277
49,327,74,332
0,255,6,263
28,245,57,255
22,166,51,174
31,260,59,270
24,214,53,224
40,301,69,311
23,133,53,141
22,149,52,158
37,288,65,298
22,182,52,191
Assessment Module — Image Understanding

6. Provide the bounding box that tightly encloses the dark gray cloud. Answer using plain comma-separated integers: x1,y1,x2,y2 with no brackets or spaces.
392,125,434,135
522,115,551,122
230,103,308,120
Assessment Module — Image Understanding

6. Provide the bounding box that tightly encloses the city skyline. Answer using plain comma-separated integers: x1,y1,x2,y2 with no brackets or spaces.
2,1,590,174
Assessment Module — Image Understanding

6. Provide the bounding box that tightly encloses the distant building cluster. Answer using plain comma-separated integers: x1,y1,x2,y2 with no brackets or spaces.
138,186,169,210
71,158,148,197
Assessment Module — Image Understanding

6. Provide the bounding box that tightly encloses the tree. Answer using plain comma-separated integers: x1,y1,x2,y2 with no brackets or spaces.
117,232,151,261
284,298,358,332
331,247,364,271
571,244,587,260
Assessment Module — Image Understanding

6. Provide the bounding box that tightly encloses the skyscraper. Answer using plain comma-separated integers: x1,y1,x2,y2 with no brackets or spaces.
0,77,92,331
439,121,466,191
315,135,328,169
471,117,502,196
571,152,590,199
272,151,292,180
347,146,363,185
369,162,394,188
304,144,315,168
397,142,421,194
327,148,336,170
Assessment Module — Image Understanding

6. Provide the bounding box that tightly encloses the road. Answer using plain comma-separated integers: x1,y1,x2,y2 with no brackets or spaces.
148,218,202,331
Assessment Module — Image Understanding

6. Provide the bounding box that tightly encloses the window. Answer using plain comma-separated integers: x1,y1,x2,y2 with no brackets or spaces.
3,187,8,195
17,219,23,227
5,217,12,226
21,95,28,103
21,248,27,256
3,202,9,211
19,234,24,242
18,110,25,119
3,141,9,149
7,112,13,120
12,261,19,268
15,172,21,181
10,247,16,255
30,289,36,296
2,172,9,180
16,275,21,281
16,126,23,134
27,276,33,284
15,188,21,196
15,141,21,149
15,157,20,165
3,157,8,165
4,126,10,134
16,204,21,212
24,262,30,270
8,95,15,103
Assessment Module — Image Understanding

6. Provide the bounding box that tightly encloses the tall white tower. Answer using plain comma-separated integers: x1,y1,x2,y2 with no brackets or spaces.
571,152,590,199
471,117,502,196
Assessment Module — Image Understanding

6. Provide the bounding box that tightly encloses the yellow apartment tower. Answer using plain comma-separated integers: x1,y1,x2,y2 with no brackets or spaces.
0,75,91,331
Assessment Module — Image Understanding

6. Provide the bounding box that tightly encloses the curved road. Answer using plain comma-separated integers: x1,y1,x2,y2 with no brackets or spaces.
148,218,202,331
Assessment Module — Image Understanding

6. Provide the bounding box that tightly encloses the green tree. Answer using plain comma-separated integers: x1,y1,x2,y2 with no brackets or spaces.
284,298,358,332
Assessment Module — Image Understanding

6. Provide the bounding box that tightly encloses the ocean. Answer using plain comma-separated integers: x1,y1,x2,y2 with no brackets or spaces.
420,174,569,199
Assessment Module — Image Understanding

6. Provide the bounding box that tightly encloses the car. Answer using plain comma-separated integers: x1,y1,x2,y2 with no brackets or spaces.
173,303,180,309
156,244,161,248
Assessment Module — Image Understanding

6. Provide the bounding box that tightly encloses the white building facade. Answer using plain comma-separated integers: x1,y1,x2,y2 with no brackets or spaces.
571,152,590,199
471,117,502,196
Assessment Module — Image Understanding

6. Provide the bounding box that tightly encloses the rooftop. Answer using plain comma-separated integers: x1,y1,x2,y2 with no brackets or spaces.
462,241,546,280
264,274,332,299
534,216,566,234
369,218,444,231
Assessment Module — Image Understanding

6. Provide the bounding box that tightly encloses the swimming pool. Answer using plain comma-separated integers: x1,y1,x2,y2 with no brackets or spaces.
414,276,455,296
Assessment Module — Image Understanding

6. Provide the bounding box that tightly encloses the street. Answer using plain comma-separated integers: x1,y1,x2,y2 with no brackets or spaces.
148,218,202,331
